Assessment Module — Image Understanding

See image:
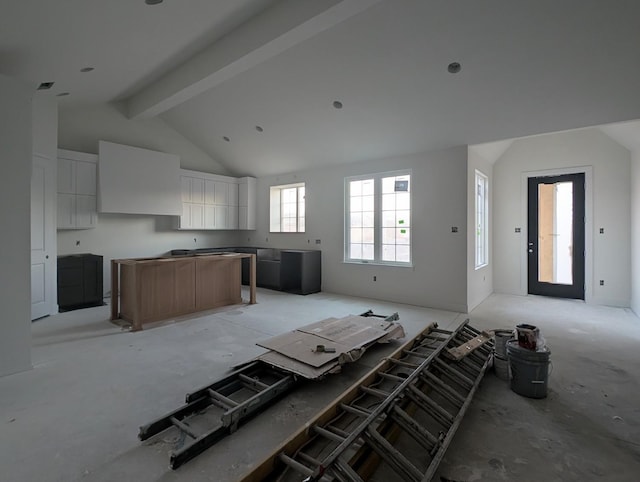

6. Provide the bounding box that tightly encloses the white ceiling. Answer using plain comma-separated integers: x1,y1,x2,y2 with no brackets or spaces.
3,0,640,176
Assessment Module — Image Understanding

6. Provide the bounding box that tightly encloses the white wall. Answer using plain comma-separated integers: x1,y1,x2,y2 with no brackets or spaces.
58,102,241,295
0,75,33,376
631,150,640,314
467,149,493,311
252,146,469,312
494,128,631,307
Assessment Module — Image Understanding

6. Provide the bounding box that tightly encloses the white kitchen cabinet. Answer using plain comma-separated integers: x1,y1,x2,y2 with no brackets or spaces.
181,202,204,230
228,182,238,206
57,149,98,230
182,176,204,203
238,177,257,230
178,170,241,230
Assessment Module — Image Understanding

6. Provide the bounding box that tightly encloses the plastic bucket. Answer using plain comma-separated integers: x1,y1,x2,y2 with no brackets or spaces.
494,329,514,359
493,355,510,381
515,323,539,350
506,340,550,399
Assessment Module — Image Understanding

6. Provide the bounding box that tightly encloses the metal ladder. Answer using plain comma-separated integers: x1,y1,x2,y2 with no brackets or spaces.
243,319,492,482
139,361,297,469
138,310,398,469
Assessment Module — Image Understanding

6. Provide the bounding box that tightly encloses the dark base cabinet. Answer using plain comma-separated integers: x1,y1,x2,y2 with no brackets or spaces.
57,254,104,311
280,250,321,295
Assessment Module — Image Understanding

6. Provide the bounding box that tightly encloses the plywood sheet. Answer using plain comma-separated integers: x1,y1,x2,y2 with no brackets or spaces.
250,314,405,377
257,331,352,368
298,315,392,348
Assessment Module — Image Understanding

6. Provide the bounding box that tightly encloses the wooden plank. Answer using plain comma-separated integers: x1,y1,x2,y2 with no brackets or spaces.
446,331,492,361
110,259,119,321
238,322,437,482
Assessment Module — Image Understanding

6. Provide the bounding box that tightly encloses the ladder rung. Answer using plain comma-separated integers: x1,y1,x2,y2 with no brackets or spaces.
407,385,454,426
387,358,420,369
377,371,407,383
314,425,346,443
363,427,424,482
419,371,465,407
278,453,314,476
238,373,269,391
433,359,474,389
169,417,199,439
332,457,365,482
360,385,391,399
340,403,373,418
391,405,439,451
403,348,434,358
207,389,239,409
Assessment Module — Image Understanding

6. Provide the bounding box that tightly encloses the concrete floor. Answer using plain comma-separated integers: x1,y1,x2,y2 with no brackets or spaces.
1,290,639,481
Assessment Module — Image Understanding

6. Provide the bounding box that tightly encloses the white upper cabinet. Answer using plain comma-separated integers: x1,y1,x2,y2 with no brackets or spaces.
57,149,98,230
178,169,241,230
238,176,257,230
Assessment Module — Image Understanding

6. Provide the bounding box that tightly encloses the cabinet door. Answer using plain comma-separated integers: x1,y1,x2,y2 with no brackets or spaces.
181,176,192,202
228,205,239,229
214,205,228,229
239,206,248,230
191,203,205,229
76,195,97,228
238,182,248,207
191,177,205,204
180,202,192,229
228,182,239,206
57,158,75,194
204,179,215,205
213,181,228,205
75,161,97,195
57,193,76,229
204,205,216,229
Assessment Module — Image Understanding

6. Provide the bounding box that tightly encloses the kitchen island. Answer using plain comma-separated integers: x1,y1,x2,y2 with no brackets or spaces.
110,253,256,331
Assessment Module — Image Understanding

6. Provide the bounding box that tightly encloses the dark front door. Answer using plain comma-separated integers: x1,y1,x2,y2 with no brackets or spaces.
527,173,585,299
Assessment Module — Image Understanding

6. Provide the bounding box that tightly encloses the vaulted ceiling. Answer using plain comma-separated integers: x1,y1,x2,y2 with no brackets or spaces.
3,0,640,176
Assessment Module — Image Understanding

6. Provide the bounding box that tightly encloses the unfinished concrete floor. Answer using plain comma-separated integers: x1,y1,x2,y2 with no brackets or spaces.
1,290,639,481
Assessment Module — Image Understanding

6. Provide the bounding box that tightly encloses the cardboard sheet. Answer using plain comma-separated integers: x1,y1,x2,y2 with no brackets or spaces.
244,314,405,379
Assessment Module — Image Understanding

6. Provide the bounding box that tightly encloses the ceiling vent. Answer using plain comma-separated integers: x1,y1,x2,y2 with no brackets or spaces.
37,82,55,90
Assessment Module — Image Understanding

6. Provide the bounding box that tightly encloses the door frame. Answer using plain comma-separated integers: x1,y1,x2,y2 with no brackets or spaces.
519,166,593,303
31,153,58,319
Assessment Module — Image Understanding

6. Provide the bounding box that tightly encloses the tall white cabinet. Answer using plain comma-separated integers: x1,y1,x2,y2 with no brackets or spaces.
57,149,98,230
178,170,247,230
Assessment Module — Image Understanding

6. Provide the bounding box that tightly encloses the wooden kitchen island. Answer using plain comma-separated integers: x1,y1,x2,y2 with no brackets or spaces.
110,253,256,331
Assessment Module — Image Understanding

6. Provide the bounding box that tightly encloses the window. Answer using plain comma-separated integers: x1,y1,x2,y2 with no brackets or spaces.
475,170,489,268
345,171,411,265
270,183,305,232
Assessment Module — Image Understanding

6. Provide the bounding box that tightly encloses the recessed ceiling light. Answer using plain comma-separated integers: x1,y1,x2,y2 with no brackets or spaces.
223,136,230,142
255,126,264,132
37,82,54,90
333,100,343,109
145,0,163,5
447,62,462,74
80,67,94,73
56,92,70,97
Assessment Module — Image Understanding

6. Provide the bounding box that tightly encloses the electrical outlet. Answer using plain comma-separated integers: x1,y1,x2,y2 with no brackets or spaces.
599,228,604,234
315,239,321,244
75,240,80,246
515,227,521,233
194,237,197,244
451,227,458,233
600,280,604,286
373,276,377,282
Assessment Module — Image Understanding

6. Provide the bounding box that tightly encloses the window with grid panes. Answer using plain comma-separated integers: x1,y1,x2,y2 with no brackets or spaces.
270,183,305,232
345,171,411,265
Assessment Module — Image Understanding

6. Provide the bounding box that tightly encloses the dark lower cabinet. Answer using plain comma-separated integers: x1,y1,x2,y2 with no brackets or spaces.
57,254,104,311
280,250,321,295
